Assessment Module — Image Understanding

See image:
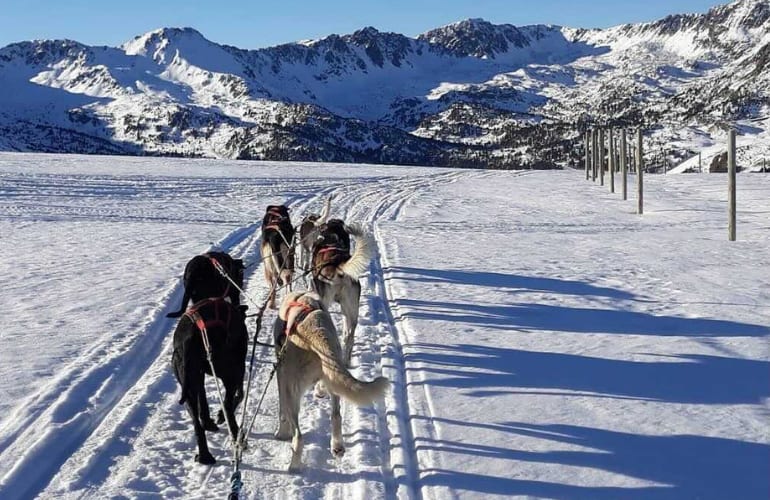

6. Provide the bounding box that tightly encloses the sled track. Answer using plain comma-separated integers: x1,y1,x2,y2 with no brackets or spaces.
31,191,331,499
2,170,485,499
0,222,259,499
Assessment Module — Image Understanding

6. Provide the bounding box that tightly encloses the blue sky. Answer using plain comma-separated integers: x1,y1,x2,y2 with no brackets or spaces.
0,0,727,48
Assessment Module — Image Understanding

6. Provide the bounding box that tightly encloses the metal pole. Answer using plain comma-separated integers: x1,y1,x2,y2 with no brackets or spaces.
637,128,644,215
728,128,736,241
621,129,628,201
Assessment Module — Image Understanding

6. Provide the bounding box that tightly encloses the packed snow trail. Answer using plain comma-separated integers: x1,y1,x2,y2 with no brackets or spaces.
0,154,469,499
1,153,768,499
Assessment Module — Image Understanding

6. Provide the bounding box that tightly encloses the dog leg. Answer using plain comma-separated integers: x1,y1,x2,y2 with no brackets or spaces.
264,266,277,309
274,368,292,441
185,379,215,465
339,280,361,365
223,383,240,441
330,394,344,458
287,387,303,472
198,389,219,432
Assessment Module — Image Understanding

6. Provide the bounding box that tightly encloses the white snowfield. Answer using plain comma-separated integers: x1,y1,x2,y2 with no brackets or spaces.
0,152,768,499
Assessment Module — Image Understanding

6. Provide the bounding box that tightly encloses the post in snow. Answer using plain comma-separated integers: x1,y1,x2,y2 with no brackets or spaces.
599,128,605,186
609,128,615,193
585,131,590,181
621,129,628,201
591,129,599,182
636,128,644,215
728,128,737,241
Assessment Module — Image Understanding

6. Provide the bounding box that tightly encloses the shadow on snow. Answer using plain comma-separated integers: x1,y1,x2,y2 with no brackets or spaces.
414,417,770,500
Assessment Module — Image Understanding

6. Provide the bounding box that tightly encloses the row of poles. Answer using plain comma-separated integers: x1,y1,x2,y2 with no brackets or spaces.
583,128,644,214
582,127,738,241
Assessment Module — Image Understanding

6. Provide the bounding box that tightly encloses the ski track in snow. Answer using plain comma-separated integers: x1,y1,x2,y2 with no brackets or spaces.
2,156,768,500
1,165,470,500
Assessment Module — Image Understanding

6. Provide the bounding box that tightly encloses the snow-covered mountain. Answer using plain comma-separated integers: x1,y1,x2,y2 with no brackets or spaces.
0,0,768,168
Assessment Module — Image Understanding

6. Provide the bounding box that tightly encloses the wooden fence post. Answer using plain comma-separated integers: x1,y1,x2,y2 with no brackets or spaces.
592,129,598,182
609,128,615,193
621,129,628,200
637,128,644,215
599,128,605,186
585,131,590,180
728,128,736,241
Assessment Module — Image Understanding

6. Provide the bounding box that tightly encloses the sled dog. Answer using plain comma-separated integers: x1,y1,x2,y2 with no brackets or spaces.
167,251,244,318
298,195,332,281
261,205,296,309
172,298,248,464
273,291,388,471
310,219,373,364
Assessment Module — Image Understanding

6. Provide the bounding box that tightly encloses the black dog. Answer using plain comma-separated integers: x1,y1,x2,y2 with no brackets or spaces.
172,297,248,464
261,205,296,308
167,251,244,318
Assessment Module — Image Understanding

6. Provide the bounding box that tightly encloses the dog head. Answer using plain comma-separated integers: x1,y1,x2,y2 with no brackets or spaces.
315,219,351,251
263,205,290,226
311,219,352,282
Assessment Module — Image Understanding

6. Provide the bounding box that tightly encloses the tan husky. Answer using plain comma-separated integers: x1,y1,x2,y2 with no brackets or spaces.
274,290,388,472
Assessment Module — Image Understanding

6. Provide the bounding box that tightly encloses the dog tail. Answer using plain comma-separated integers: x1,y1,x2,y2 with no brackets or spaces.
339,223,374,280
318,195,332,225
320,350,389,406
166,288,191,318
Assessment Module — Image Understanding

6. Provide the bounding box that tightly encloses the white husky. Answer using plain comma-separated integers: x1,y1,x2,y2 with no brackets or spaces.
274,291,388,472
310,221,374,364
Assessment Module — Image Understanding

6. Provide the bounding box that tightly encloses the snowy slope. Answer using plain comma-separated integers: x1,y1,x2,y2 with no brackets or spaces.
0,1,768,167
0,152,768,499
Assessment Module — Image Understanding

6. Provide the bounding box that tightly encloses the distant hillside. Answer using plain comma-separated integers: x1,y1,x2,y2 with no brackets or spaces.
0,0,768,168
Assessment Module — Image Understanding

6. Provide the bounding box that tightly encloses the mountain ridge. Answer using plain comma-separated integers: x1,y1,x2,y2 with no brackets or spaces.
0,0,768,168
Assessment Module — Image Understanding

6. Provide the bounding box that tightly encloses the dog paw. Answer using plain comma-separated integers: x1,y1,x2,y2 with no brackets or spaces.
274,429,291,441
202,420,219,432
195,452,216,465
288,462,302,473
331,445,345,458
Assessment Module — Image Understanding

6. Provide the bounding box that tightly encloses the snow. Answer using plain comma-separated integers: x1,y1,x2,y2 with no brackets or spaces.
0,152,768,499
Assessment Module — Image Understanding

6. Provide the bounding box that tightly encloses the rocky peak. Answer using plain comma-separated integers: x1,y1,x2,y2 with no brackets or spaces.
0,39,90,67
418,18,530,58
343,27,413,67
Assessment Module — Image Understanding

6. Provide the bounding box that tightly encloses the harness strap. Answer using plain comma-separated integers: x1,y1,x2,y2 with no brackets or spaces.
184,298,232,332
264,224,295,254
208,256,232,300
283,300,316,340
317,246,347,255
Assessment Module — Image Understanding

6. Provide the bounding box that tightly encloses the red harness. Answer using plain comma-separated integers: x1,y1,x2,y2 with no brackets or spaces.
317,246,345,255
284,300,315,337
184,297,232,334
